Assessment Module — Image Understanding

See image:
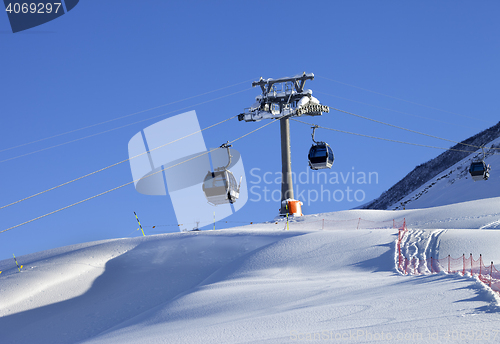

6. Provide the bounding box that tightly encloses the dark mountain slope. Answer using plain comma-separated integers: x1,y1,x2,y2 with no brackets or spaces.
362,121,500,210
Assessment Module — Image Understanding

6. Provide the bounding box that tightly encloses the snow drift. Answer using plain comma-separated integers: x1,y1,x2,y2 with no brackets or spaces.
2,198,500,343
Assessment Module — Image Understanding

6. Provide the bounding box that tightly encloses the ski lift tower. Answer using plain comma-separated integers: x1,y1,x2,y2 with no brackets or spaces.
238,72,330,215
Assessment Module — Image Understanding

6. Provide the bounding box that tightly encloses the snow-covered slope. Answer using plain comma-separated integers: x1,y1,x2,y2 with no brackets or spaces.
2,200,500,344
388,137,500,210
363,121,500,210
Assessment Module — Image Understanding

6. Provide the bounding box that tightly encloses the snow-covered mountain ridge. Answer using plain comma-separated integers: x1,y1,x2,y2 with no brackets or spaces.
387,137,500,210
363,121,500,210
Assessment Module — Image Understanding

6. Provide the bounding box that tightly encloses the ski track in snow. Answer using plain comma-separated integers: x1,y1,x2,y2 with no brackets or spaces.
400,228,448,274
3,201,500,343
398,225,500,316
480,219,500,229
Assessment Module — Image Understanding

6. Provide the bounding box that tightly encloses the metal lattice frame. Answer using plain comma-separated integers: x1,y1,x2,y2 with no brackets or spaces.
239,72,329,215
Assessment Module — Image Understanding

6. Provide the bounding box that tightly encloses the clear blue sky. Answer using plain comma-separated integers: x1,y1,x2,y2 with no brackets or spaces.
1,1,499,260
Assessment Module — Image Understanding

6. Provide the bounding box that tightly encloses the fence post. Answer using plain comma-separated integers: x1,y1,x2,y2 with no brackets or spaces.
431,257,434,273
357,217,361,230
468,253,472,275
448,255,451,273
490,262,493,287
462,254,465,276
480,254,482,278
398,243,402,271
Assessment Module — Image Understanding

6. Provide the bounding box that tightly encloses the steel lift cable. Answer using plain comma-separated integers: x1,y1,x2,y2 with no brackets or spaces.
0,115,238,210
291,118,499,155
0,87,253,164
317,75,493,124
0,119,278,234
0,78,256,154
315,90,476,130
327,106,481,150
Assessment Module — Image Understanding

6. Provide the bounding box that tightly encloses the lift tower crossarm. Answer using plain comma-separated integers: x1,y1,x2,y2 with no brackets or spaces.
239,72,330,215
239,72,328,123
252,72,315,94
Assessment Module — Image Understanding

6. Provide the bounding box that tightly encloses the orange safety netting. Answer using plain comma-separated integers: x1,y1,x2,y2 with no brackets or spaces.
285,217,405,231
397,223,500,295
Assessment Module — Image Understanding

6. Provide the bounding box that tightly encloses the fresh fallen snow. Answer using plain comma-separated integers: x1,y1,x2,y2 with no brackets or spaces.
2,198,500,343
389,136,500,210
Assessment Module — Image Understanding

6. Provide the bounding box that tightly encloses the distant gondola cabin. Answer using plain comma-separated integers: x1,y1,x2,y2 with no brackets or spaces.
308,143,334,170
469,161,490,181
